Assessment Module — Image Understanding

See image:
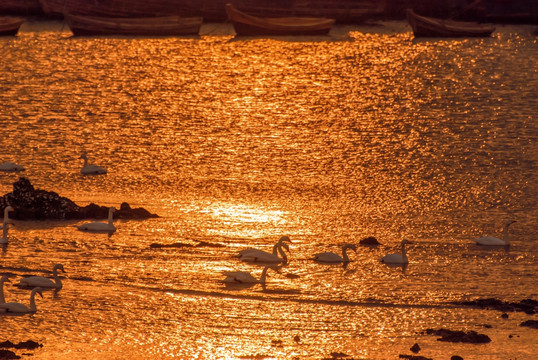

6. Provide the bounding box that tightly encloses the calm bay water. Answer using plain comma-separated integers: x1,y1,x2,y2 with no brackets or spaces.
0,19,537,359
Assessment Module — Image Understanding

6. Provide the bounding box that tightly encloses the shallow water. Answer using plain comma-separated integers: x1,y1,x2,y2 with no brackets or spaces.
0,20,537,359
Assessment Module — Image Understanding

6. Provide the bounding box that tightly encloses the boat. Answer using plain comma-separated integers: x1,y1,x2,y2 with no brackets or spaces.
64,13,203,36
406,8,495,37
225,3,335,36
0,16,25,36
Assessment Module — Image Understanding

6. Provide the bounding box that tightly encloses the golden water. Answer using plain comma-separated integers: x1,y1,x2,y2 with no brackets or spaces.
0,20,537,359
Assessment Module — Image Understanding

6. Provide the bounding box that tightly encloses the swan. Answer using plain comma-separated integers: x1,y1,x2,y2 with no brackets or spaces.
381,239,409,264
80,154,107,175
239,236,291,263
77,207,116,232
17,264,66,289
0,287,43,313
222,266,273,284
0,162,25,172
314,243,357,263
0,275,10,303
473,220,517,246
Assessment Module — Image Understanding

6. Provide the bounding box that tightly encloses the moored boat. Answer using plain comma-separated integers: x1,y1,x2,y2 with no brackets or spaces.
64,13,203,36
225,3,335,36
0,16,25,36
406,8,495,37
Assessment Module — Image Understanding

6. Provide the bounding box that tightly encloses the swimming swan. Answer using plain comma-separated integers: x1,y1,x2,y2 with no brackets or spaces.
239,236,291,263
473,220,516,246
80,154,107,175
77,207,116,232
0,162,25,172
17,264,66,289
381,239,409,264
314,243,357,263
222,266,273,284
1,206,14,244
0,276,9,303
0,287,43,313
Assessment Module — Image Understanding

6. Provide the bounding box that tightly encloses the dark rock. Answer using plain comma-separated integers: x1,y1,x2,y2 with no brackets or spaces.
0,349,20,359
410,343,421,353
1,177,158,220
359,236,381,245
520,320,538,329
457,298,537,314
501,313,509,319
425,329,491,343
451,356,464,360
0,340,42,350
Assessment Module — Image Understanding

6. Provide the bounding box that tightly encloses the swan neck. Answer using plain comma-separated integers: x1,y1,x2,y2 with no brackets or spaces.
108,209,114,224
401,243,408,261
30,291,37,311
259,267,269,283
0,282,5,304
342,247,350,262
503,224,511,244
277,244,288,262
2,225,7,240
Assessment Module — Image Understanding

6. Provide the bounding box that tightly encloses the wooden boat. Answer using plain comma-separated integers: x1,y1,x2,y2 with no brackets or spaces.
64,13,203,36
406,9,495,38
225,3,335,36
0,16,25,36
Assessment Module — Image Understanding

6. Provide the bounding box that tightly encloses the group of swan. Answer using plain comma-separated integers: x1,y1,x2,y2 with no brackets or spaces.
223,219,517,283
0,153,106,175
0,263,65,314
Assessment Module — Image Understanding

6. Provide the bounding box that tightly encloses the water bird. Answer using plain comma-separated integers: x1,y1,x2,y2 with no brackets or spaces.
381,239,409,264
80,153,107,175
239,236,291,263
1,206,14,244
0,162,25,172
77,207,116,232
314,243,357,263
0,287,43,313
0,275,10,303
473,220,516,246
222,266,273,284
17,264,66,289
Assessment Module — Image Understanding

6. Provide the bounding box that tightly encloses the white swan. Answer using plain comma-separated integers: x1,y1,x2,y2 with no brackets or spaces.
473,220,517,246
0,162,25,172
0,275,10,303
239,236,291,263
381,239,409,264
314,243,357,263
1,206,14,244
0,287,43,313
222,266,273,284
80,154,107,175
77,207,116,232
17,264,66,289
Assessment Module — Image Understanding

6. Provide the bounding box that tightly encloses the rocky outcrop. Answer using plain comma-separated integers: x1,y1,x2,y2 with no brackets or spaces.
457,298,537,315
424,329,491,344
0,177,158,220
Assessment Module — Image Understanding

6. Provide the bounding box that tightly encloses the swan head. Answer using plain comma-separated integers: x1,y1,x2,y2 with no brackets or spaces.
53,264,66,273
279,236,292,244
0,275,10,283
4,206,14,213
505,220,516,227
33,287,44,298
344,243,357,251
401,239,409,245
80,154,88,160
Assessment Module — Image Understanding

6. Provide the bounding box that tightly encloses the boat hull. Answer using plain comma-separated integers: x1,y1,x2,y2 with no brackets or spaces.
0,16,25,36
225,3,334,36
406,9,495,37
65,14,203,36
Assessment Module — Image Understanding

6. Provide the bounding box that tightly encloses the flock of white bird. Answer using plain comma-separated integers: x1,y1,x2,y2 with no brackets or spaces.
0,154,111,313
0,153,519,308
221,218,517,285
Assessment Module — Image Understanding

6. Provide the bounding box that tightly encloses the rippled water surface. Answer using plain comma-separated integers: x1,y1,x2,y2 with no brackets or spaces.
0,20,537,359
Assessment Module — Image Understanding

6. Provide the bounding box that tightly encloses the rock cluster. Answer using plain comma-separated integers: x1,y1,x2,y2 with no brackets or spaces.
424,329,491,343
0,177,158,220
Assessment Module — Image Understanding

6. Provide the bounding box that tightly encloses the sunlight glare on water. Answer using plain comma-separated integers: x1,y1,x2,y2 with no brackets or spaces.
0,20,536,359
